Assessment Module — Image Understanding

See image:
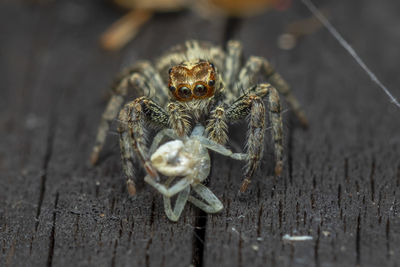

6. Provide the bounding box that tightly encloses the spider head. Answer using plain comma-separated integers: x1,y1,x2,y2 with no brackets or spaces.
167,60,219,102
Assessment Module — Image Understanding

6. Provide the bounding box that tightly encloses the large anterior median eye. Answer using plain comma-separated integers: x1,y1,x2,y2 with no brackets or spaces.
177,86,192,99
193,84,207,97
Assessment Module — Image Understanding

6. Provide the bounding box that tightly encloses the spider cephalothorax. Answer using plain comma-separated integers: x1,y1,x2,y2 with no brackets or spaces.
168,60,220,101
167,60,224,127
90,40,308,196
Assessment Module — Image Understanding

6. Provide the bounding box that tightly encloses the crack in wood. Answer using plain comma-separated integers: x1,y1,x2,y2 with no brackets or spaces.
378,191,382,223
110,197,116,214
47,192,59,267
257,204,263,237
73,214,80,245
98,227,103,249
369,158,376,202
287,117,294,184
191,209,207,267
238,227,243,267
344,158,349,184
109,218,125,266
225,198,231,231
314,225,320,267
145,236,153,267
111,239,118,267
149,196,156,228
30,114,57,254
386,217,390,259
396,163,400,188
337,183,342,209
310,190,316,210
356,213,361,266
128,219,134,243
5,235,17,267
278,199,283,229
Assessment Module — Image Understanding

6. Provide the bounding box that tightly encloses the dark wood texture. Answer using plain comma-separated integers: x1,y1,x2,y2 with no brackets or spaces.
1,0,399,266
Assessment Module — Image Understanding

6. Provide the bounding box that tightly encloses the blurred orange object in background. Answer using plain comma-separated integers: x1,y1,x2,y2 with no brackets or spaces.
102,0,293,50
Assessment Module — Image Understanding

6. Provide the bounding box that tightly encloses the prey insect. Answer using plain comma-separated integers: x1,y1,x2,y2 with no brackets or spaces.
90,40,307,198
147,124,246,221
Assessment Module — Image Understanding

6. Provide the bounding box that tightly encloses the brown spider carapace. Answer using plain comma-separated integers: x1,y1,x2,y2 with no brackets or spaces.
90,40,308,195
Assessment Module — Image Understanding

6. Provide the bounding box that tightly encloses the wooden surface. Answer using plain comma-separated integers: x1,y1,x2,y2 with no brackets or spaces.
1,0,400,266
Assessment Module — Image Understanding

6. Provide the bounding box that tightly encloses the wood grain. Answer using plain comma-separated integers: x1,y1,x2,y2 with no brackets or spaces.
0,0,399,266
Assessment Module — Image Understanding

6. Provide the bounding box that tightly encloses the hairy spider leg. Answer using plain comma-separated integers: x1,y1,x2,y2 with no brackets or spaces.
236,56,308,127
223,40,243,101
118,97,170,195
226,83,283,192
206,106,229,144
204,41,243,144
90,61,168,165
166,102,191,136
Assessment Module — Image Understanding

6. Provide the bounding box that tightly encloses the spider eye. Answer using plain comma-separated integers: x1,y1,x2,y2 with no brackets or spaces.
194,84,207,97
169,85,176,92
208,80,215,86
177,86,192,99
168,68,173,74
209,62,215,69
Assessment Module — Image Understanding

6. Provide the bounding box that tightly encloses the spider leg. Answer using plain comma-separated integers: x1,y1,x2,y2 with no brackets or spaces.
188,184,223,213
206,106,228,144
118,97,169,195
262,58,308,127
115,60,168,104
144,174,192,198
90,60,168,165
236,56,308,127
194,136,247,161
223,40,243,101
166,102,191,136
134,61,169,105
90,81,129,166
226,83,283,192
162,176,190,222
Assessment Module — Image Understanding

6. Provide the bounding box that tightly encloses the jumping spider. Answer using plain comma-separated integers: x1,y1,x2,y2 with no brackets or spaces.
90,40,307,195
148,124,246,221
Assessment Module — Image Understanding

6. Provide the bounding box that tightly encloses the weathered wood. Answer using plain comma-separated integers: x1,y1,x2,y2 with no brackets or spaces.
0,1,224,266
1,0,399,267
203,1,400,266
